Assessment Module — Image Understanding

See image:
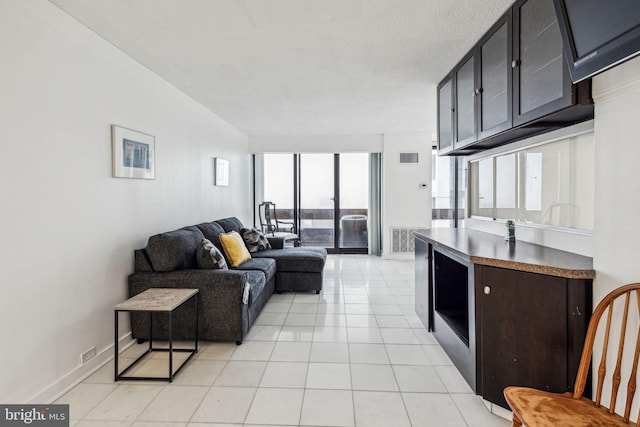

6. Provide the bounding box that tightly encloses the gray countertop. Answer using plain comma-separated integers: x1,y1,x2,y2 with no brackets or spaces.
414,228,595,279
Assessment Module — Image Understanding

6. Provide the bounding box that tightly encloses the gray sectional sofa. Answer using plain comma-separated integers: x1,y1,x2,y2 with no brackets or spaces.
128,217,327,344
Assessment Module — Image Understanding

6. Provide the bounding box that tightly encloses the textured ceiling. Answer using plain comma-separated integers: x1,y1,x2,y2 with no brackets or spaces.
49,0,514,136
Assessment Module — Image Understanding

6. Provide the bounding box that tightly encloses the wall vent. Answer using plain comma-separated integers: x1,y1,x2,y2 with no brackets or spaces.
390,227,416,253
399,152,419,164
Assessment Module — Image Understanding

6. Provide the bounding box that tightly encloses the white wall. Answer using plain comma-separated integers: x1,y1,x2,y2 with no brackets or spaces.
382,133,432,258
0,0,250,403
249,134,384,153
590,55,640,416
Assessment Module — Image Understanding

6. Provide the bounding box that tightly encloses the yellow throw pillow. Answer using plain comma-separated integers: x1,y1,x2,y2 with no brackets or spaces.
219,231,252,267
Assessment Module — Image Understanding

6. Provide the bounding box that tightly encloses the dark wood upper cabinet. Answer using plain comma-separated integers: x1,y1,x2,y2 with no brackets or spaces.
437,75,454,153
454,54,478,149
479,16,512,139
436,0,593,155
512,0,571,126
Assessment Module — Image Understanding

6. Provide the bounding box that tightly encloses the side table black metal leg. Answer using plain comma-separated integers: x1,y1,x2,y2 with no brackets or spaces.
195,294,199,353
149,311,153,351
168,311,173,382
114,310,119,380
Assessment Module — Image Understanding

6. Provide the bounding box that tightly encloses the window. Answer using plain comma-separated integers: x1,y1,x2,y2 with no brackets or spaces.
468,132,594,230
432,149,466,227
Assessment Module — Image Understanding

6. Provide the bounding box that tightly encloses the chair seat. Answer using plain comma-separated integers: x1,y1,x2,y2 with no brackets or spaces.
271,231,298,241
504,386,636,427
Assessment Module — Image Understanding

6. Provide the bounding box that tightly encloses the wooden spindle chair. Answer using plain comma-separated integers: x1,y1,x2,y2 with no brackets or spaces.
504,283,640,426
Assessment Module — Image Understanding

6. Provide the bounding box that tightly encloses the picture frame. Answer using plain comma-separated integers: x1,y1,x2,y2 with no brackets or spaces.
111,125,155,179
214,157,229,186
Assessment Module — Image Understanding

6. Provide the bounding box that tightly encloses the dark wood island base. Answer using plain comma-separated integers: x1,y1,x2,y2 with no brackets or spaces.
414,228,594,409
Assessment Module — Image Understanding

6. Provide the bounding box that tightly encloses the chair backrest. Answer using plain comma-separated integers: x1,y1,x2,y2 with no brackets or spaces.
258,201,277,234
573,283,640,423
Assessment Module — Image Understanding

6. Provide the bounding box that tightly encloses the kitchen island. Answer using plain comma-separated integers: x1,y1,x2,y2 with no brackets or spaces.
414,228,594,409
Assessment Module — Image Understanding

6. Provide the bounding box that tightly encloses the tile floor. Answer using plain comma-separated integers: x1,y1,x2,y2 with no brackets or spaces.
57,255,510,427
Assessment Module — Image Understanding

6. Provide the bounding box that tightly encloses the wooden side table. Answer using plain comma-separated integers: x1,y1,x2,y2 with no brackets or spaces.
114,288,199,382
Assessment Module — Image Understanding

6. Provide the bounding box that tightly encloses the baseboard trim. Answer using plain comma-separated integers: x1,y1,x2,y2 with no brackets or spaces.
30,332,135,404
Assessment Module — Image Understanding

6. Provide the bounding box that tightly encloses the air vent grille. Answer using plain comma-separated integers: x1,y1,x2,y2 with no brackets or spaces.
391,227,416,253
399,152,419,164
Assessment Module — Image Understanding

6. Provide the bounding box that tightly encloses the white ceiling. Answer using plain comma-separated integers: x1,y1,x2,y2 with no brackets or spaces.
49,0,514,136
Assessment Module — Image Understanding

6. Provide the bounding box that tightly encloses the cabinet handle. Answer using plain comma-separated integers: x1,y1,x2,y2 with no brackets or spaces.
474,88,483,95
483,285,491,295
511,59,521,68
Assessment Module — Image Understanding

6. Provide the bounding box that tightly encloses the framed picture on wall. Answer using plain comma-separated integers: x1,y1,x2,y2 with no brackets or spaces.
112,125,155,179
214,157,229,186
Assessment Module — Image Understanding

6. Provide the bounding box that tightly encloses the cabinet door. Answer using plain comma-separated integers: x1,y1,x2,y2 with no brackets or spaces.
477,266,567,409
479,16,512,139
512,0,572,126
437,76,454,153
454,54,477,148
414,237,431,330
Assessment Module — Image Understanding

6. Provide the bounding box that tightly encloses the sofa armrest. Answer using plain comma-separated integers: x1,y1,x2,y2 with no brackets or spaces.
267,236,285,249
127,269,253,342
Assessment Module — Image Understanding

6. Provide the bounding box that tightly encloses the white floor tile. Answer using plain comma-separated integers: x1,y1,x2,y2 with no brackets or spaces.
170,359,226,386
284,313,317,326
196,343,237,360
306,362,351,389
436,365,474,393
293,293,321,303
260,361,308,388
310,342,350,363
300,389,354,427
451,394,511,427
214,361,266,387
345,314,378,328
230,340,275,361
423,344,454,365
402,392,467,427
346,327,383,344
315,312,347,326
262,302,291,313
56,383,117,420
244,388,304,425
138,385,208,422
348,343,390,365
244,325,282,341
412,327,438,344
277,325,314,341
375,314,410,328
254,312,287,326
380,328,420,344
372,304,403,315
132,422,186,427
353,391,411,427
385,344,429,365
270,341,311,362
344,304,374,315
343,294,370,304
289,302,318,314
84,384,162,421
317,303,347,314
190,386,256,424
75,421,131,427
393,365,448,392
313,326,348,342
350,364,398,391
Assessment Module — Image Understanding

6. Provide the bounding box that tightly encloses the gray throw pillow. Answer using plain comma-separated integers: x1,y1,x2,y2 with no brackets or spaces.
240,227,272,253
197,238,228,270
